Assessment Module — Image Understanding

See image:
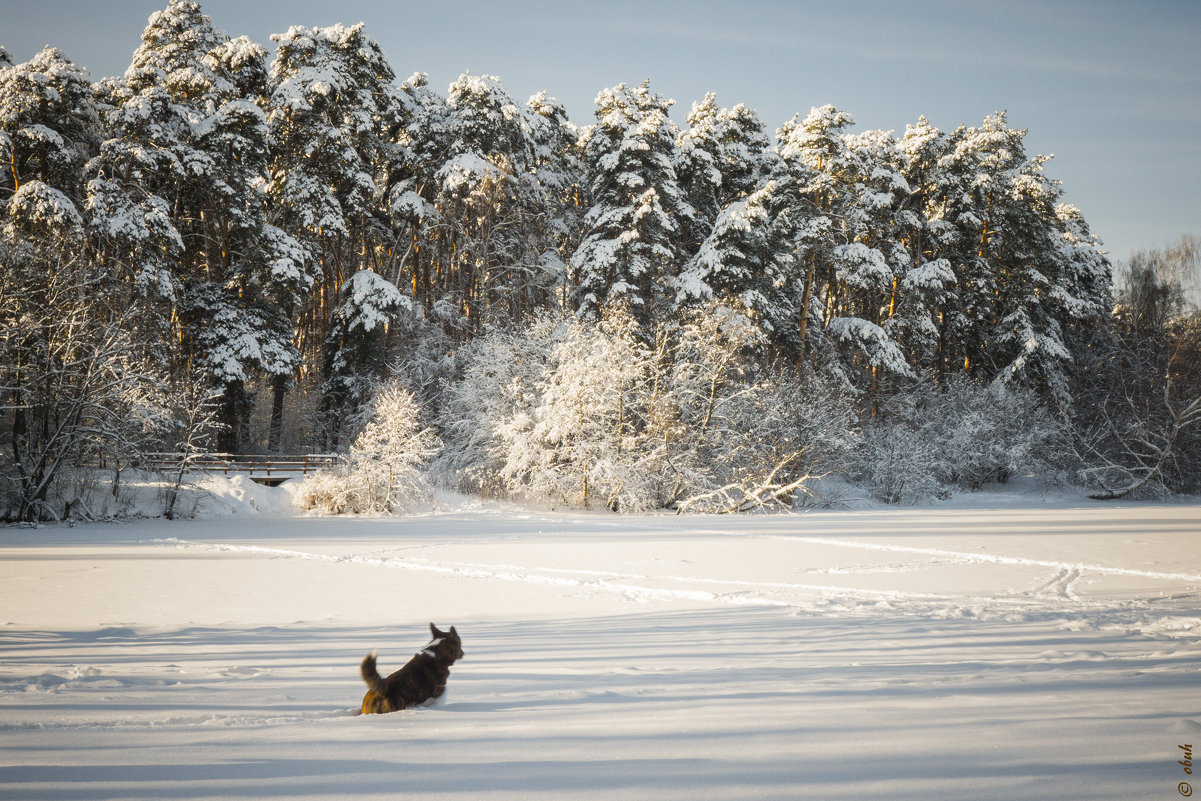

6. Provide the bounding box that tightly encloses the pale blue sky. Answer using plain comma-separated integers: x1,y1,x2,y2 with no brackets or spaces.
4,0,1199,264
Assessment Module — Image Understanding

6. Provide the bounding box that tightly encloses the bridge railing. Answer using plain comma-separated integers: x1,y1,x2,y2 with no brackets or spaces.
135,453,342,478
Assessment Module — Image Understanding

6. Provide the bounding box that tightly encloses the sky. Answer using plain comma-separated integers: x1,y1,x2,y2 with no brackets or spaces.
3,0,1199,265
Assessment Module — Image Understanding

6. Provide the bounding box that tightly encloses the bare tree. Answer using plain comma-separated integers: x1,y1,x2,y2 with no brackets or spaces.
1074,236,1201,499
1080,381,1201,500
1,241,170,521
161,371,223,520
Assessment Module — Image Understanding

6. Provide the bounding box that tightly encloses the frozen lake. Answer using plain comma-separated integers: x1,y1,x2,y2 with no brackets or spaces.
2,491,1199,799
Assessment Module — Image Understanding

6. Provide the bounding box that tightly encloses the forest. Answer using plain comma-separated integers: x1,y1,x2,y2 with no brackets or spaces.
2,1,1199,521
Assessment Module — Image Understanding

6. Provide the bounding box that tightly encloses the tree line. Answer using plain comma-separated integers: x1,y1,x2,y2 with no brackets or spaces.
2,1,1198,520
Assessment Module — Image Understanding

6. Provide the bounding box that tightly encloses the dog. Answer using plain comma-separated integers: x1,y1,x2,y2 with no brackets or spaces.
359,623,464,714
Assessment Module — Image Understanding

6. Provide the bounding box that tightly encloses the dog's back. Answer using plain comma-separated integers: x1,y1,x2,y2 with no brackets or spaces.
360,624,464,714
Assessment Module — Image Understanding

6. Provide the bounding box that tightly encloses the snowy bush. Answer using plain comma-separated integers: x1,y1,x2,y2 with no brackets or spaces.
435,315,560,496
498,307,663,512
437,302,860,513
665,305,858,512
931,378,1064,489
1072,242,1201,498
854,424,943,505
295,380,441,515
855,375,1066,503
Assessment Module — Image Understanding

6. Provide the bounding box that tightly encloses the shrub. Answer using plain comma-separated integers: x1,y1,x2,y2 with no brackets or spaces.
295,380,441,515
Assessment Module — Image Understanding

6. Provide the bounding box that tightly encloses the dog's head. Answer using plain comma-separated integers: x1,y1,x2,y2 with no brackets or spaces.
427,623,464,664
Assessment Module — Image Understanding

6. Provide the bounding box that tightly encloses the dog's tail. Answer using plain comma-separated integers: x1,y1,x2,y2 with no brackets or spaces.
360,650,385,693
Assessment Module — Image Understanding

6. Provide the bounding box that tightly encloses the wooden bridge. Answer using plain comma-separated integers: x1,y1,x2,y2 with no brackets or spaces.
138,453,341,486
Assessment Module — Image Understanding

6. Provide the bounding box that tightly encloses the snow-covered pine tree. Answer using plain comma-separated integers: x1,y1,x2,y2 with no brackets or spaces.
430,73,560,332
267,21,402,447
773,104,910,384
318,269,409,449
934,113,1033,381
830,127,914,389
267,21,399,297
87,1,308,451
572,81,695,328
674,179,794,338
388,72,451,311
85,80,188,378
1053,202,1111,332
889,115,959,372
526,90,583,311
671,93,785,335
674,93,769,255
0,47,100,209
934,111,1109,402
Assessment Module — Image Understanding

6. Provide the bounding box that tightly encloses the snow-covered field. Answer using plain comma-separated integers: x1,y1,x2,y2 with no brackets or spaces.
2,482,1199,800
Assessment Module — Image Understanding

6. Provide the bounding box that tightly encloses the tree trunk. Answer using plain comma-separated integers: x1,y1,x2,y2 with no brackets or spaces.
216,381,243,453
795,253,817,377
268,373,288,452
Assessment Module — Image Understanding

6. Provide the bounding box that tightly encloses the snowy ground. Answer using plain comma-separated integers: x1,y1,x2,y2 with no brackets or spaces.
2,481,1200,800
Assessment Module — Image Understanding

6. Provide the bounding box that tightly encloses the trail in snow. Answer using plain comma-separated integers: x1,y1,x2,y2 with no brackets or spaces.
148,539,791,607
145,531,1198,625
769,534,1201,583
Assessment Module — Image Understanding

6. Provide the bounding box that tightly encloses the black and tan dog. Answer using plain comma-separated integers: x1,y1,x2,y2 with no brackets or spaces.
359,624,464,714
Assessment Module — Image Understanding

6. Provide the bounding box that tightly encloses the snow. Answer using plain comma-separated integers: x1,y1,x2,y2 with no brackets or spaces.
336,269,410,333
2,483,1199,800
832,241,890,288
826,316,913,376
437,152,500,193
5,180,83,232
901,257,956,292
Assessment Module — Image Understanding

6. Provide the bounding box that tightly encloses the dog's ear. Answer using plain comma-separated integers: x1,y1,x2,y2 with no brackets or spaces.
449,626,458,638
430,622,443,638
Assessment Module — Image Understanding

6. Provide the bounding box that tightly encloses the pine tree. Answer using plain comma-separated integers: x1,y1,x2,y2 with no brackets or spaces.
87,1,308,451
832,127,913,386
389,71,449,309
674,179,794,336
891,115,958,372
267,21,399,290
318,269,410,449
674,93,769,254
932,111,1110,401
0,47,100,209
572,81,694,327
775,105,903,381
432,73,555,331
526,90,583,311
267,21,401,446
